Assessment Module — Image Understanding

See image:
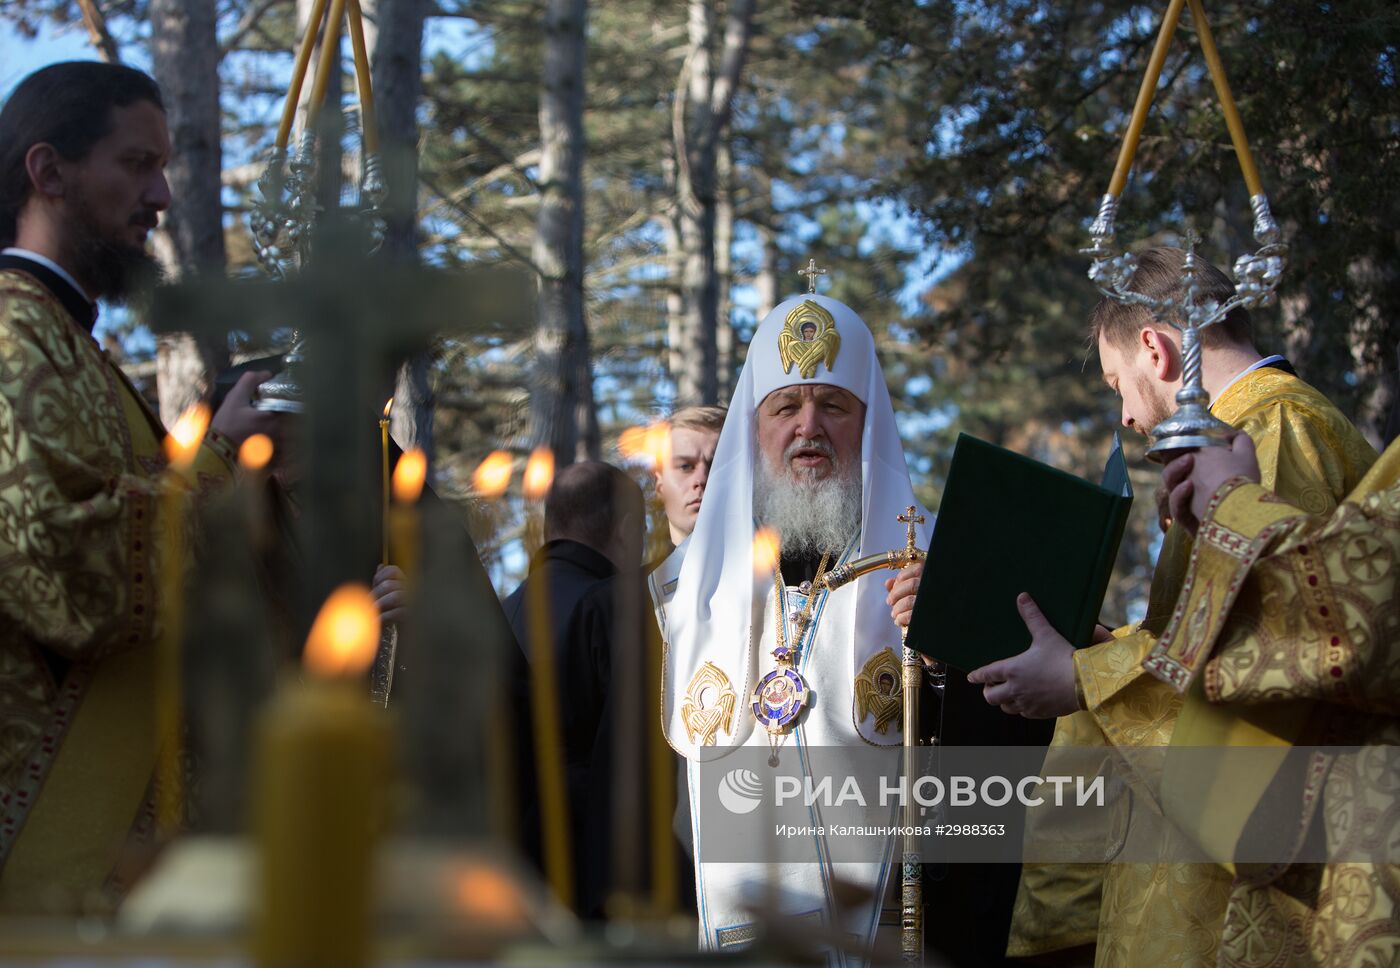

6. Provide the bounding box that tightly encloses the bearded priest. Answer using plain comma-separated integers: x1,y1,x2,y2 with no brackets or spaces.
658,286,930,964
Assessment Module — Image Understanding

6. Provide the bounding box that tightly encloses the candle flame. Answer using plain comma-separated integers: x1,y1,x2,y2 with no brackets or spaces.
382,396,394,419
618,420,672,469
392,448,428,503
645,421,672,469
617,426,647,460
453,864,524,921
523,446,555,501
164,403,211,469
238,433,274,471
472,450,513,498
752,526,781,577
303,583,380,677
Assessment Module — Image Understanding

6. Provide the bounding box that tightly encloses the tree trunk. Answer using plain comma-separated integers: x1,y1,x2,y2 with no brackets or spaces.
530,0,598,464
149,0,229,423
755,217,779,321
661,157,686,389
367,0,433,456
715,134,734,399
673,0,754,406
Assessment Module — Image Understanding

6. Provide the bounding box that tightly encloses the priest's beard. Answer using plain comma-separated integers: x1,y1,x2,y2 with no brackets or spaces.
62,191,162,305
754,439,863,559
1135,373,1176,435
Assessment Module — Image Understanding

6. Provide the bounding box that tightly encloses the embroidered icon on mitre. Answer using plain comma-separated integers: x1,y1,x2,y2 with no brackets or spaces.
778,300,841,379
855,648,902,735
682,661,738,746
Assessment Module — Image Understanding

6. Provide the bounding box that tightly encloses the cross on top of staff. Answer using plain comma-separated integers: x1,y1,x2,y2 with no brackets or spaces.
898,505,924,555
798,259,827,294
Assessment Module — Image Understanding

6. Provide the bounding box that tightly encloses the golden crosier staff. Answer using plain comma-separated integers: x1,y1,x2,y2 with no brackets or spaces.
817,506,929,965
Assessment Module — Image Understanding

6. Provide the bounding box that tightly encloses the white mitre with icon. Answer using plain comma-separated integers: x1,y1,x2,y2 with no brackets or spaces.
660,270,931,759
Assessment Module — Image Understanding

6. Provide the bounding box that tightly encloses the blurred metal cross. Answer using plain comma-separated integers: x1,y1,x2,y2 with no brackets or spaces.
151,210,533,632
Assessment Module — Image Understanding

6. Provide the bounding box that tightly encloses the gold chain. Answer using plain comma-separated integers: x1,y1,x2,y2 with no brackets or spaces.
771,551,831,663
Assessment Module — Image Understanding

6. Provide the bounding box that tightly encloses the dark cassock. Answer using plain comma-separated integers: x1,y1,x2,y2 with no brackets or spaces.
503,537,617,915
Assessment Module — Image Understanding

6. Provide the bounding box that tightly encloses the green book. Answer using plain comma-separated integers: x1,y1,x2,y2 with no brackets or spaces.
906,433,1134,672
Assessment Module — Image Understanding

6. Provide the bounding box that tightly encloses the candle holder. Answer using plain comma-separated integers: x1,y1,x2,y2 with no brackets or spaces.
1080,0,1288,462
247,0,387,413
1084,214,1285,462
250,127,387,283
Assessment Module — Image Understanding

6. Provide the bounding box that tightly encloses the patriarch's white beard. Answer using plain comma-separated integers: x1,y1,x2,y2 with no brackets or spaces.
753,439,862,559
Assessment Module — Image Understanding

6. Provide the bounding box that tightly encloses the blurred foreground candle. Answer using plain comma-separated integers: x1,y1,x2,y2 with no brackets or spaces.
388,448,427,581
372,449,427,707
522,446,554,502
472,448,513,498
156,402,211,836
520,447,573,907
253,583,390,968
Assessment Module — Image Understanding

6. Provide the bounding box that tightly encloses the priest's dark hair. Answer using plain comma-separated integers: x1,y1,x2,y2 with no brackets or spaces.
0,61,165,247
1089,245,1252,352
544,460,644,564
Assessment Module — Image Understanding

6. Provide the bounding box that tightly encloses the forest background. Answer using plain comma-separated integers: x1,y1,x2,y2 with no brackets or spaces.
2,0,1397,621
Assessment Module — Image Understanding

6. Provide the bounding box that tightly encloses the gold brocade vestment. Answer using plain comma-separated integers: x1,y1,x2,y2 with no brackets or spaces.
1008,366,1378,965
0,268,236,913
1148,440,1400,967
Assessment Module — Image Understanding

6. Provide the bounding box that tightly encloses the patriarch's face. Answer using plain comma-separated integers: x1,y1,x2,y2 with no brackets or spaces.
755,384,865,483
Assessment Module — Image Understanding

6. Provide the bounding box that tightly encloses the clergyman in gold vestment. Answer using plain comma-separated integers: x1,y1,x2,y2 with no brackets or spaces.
0,62,274,914
1152,429,1400,966
911,248,1378,966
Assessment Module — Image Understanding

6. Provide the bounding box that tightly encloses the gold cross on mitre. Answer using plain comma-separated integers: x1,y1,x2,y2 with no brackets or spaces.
798,258,827,294
898,505,925,558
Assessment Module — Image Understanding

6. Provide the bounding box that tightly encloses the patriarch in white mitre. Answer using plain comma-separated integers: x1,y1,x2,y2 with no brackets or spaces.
658,289,930,963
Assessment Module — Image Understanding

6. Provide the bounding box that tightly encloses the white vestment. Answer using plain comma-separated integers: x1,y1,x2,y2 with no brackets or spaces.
657,293,931,964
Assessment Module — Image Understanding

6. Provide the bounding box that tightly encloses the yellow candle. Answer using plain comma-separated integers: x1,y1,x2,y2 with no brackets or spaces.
1106,0,1187,198
156,403,211,837
647,616,677,916
303,0,349,135
380,397,392,564
253,584,389,968
520,450,573,908
388,448,426,583
276,0,332,148
344,0,379,156
1188,0,1263,198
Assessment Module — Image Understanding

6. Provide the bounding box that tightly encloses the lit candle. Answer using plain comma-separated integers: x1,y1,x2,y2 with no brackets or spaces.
388,448,427,584
156,402,211,837
380,397,392,564
522,446,554,502
519,449,573,907
239,433,275,473
472,449,514,499
253,583,389,968
752,525,781,580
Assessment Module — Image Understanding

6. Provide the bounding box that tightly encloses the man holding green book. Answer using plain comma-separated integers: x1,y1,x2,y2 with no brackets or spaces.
888,246,1375,966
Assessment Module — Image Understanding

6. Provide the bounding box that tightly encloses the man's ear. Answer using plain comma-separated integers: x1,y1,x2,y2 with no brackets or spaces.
24,144,67,200
1140,328,1179,381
